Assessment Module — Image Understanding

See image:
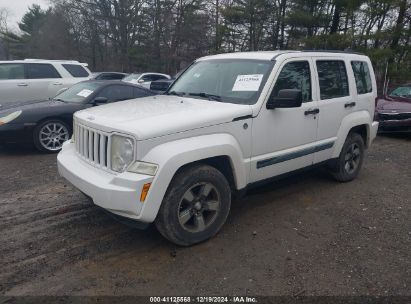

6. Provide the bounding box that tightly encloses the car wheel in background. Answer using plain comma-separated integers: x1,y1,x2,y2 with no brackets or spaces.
33,119,71,153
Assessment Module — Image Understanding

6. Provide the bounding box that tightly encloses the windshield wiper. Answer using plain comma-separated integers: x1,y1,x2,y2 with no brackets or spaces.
53,98,66,102
189,92,222,102
168,91,185,96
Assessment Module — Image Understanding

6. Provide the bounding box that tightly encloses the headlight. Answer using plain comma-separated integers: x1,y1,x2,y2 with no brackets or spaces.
111,135,134,172
128,161,158,176
0,111,22,125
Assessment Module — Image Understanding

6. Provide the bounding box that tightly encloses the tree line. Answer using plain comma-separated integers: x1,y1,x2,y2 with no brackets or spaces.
0,0,410,88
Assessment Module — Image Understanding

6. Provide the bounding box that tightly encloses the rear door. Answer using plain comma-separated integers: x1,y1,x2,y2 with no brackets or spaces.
313,58,354,164
0,63,27,103
25,63,63,100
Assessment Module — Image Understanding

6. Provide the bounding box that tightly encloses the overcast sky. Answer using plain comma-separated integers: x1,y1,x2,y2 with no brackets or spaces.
0,0,50,29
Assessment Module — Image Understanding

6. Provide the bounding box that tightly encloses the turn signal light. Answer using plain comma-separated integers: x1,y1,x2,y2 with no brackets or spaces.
140,183,152,202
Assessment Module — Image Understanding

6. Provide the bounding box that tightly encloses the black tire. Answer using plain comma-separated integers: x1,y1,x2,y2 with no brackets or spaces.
33,119,71,153
155,164,231,246
329,132,365,182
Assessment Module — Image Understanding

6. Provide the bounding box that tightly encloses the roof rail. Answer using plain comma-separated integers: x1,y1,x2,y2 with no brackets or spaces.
301,49,365,55
24,59,81,63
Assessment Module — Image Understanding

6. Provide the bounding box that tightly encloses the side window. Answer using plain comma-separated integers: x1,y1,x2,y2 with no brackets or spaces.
26,63,61,79
98,85,133,102
134,87,153,98
316,60,349,100
62,64,90,78
351,61,372,94
141,75,155,82
272,61,312,103
0,63,25,80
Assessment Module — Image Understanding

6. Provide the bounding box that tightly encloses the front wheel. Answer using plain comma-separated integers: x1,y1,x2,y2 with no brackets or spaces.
33,119,70,153
329,132,365,182
155,164,231,246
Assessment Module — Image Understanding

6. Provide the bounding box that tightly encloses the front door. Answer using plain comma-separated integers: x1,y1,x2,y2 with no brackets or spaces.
250,58,319,183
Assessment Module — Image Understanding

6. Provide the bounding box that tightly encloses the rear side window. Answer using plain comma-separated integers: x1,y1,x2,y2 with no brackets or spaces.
141,75,155,82
151,75,168,81
26,63,61,79
351,61,372,94
0,63,25,80
62,64,90,78
316,60,349,100
272,61,312,102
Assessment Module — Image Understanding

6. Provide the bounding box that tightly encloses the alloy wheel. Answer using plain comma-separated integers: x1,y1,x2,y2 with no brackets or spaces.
39,122,69,151
178,182,221,233
344,143,361,174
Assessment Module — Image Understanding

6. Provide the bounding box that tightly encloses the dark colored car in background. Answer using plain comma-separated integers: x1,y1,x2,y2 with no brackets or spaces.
376,84,411,133
91,72,128,80
0,80,154,152
150,78,174,93
149,71,182,93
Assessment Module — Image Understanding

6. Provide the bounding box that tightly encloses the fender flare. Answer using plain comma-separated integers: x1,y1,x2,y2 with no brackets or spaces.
332,110,372,158
139,133,248,222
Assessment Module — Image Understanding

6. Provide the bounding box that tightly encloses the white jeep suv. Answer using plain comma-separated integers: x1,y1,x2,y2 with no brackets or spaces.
58,51,379,246
0,59,91,104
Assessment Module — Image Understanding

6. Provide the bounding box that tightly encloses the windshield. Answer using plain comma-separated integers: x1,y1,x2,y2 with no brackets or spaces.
123,73,142,84
168,59,275,105
55,82,102,103
389,86,411,98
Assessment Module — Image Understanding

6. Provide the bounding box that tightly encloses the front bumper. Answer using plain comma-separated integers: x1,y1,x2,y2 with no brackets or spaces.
0,123,34,144
378,119,411,132
57,141,154,222
377,112,411,132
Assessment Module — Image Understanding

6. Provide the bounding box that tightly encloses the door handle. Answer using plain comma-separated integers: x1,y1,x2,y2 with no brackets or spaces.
345,102,356,108
304,108,320,116
17,83,28,87
53,82,63,85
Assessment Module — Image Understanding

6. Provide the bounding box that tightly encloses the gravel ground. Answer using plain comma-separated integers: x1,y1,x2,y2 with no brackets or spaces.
0,134,410,296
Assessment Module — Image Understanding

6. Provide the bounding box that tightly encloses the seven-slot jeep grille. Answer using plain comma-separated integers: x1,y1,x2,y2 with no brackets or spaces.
74,121,111,169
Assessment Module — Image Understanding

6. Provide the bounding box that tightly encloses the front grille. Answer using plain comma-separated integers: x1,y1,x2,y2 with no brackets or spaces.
379,112,411,121
74,122,111,170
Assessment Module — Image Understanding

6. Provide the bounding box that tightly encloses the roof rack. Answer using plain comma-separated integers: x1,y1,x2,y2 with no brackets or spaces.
24,59,80,62
301,49,365,55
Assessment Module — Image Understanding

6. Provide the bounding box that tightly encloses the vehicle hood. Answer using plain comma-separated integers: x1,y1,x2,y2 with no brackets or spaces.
0,99,86,124
75,95,253,140
377,98,411,112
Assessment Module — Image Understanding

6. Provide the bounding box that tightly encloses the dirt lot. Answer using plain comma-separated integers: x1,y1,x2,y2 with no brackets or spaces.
0,135,410,296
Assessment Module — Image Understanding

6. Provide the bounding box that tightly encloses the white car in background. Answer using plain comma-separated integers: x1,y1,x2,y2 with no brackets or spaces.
122,72,171,89
0,59,92,104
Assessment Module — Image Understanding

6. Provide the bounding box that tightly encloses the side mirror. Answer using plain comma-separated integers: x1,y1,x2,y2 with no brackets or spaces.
138,79,145,83
266,89,303,109
93,97,109,105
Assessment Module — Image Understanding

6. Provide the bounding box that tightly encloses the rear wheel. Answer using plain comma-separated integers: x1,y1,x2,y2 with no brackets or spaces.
33,119,70,153
329,132,365,182
155,164,231,246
